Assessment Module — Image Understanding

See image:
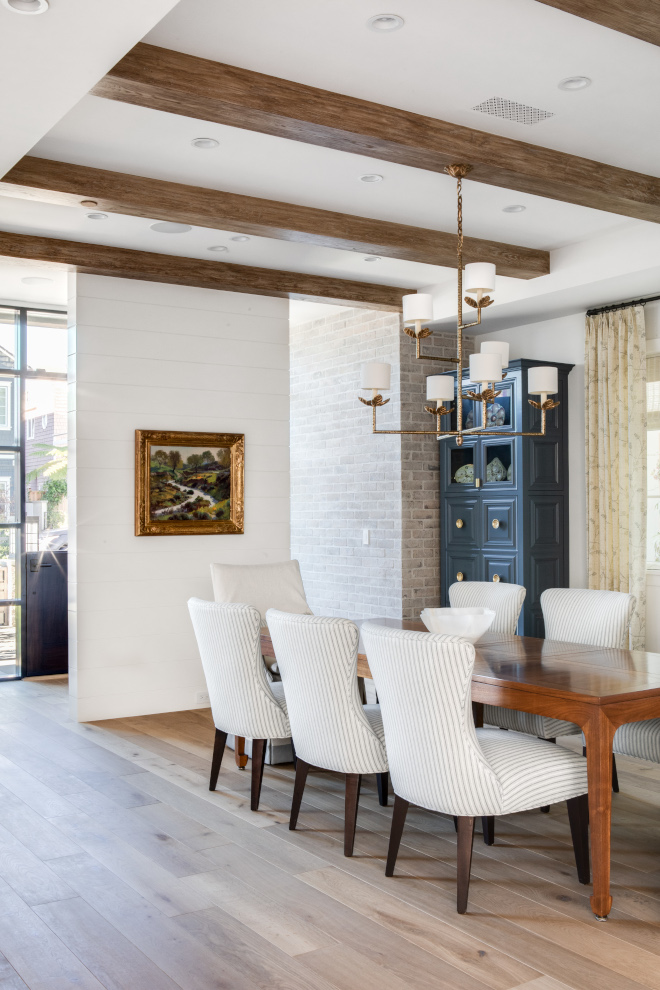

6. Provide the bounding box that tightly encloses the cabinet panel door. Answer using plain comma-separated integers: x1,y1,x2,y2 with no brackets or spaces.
529,554,561,609
445,498,480,548
483,499,516,548
528,439,560,488
529,496,562,552
484,553,517,586
445,552,482,590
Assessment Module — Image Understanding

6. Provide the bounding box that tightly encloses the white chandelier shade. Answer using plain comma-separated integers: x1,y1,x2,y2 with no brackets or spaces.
360,361,391,391
426,375,455,402
469,351,502,385
402,293,434,324
480,339,510,370
528,365,558,396
464,262,496,293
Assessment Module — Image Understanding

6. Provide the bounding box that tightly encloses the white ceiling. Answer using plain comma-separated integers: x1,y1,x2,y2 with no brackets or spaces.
0,0,181,177
0,0,658,308
145,0,660,176
0,196,444,288
0,259,67,309
31,96,634,253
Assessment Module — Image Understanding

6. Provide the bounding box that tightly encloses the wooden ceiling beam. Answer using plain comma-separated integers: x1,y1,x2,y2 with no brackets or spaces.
0,231,407,310
91,43,660,224
536,0,660,48
1,157,549,279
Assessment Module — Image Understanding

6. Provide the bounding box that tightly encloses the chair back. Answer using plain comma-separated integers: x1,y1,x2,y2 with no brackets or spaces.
266,610,387,774
361,622,501,816
448,581,526,634
210,560,312,627
540,588,635,648
187,598,290,740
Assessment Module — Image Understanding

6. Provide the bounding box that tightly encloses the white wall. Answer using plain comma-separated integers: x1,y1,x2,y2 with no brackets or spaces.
68,274,290,722
475,313,587,588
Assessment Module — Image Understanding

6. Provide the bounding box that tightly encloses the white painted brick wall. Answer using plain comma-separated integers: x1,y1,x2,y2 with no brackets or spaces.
290,306,474,621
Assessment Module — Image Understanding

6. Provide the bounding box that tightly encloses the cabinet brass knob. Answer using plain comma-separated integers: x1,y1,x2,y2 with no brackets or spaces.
492,574,500,583
456,571,464,581
455,519,464,529
492,519,500,529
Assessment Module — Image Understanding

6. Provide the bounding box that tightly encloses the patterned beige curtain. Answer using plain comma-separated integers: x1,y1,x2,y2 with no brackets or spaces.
585,305,646,649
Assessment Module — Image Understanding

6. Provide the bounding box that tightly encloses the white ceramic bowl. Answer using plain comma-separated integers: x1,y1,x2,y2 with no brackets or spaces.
420,607,496,644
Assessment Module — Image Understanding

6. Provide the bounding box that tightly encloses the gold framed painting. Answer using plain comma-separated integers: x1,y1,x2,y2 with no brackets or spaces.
135,430,244,536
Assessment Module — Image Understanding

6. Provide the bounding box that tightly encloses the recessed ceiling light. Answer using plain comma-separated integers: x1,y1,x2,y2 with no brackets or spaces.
230,235,250,242
360,173,383,183
208,245,228,252
21,276,53,285
367,13,404,31
558,76,591,91
86,212,108,220
1,0,49,14
502,204,526,213
364,256,381,263
80,200,98,208
191,137,219,149
150,222,192,234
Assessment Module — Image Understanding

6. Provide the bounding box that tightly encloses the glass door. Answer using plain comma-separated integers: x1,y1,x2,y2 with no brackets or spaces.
0,306,67,680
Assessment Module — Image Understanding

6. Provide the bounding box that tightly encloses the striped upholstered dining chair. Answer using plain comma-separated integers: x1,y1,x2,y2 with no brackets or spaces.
266,610,389,856
187,598,291,811
448,581,526,633
361,622,590,914
481,587,635,839
483,588,636,741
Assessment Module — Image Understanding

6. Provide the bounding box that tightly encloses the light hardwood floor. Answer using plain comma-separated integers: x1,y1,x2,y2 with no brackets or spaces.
0,675,659,990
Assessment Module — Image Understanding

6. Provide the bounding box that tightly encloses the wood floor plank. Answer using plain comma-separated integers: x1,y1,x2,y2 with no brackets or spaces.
184,867,339,956
0,951,29,990
272,820,653,990
2,681,660,990
0,877,106,990
34,896,183,990
176,906,341,990
44,812,216,917
45,851,263,990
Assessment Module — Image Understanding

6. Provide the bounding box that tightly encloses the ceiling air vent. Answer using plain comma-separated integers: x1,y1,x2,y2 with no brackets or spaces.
472,96,554,126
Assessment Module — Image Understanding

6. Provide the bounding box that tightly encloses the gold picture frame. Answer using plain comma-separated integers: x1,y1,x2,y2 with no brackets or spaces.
135,430,244,536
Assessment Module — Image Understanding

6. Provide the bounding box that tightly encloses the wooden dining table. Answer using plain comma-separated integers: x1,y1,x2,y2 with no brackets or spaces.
259,618,660,920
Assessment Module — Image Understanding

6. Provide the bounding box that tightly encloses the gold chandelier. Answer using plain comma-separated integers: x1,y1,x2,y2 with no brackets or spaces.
358,164,559,445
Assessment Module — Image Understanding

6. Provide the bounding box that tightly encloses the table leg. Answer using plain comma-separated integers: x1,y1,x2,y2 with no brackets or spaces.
234,735,248,770
583,709,616,920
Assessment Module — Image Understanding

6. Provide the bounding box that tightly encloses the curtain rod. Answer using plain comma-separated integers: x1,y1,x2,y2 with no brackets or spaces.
586,293,660,317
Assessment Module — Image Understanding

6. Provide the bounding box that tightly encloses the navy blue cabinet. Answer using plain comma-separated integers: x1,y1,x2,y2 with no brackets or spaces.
439,359,573,636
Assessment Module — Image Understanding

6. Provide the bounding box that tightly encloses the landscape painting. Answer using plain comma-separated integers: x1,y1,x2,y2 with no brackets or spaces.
135,430,244,536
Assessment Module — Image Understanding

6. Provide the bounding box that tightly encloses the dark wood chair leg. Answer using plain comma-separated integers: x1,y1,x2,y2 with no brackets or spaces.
385,795,409,876
540,738,556,812
344,773,362,857
584,745,619,792
250,739,267,811
567,792,590,884
456,817,475,914
453,815,458,832
481,815,494,846
289,758,311,830
209,728,227,791
376,771,389,807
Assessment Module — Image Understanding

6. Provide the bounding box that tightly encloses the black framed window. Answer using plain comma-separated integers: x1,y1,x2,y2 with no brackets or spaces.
0,306,67,680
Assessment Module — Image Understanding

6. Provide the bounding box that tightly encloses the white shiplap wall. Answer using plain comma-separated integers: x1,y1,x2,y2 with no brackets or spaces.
68,274,290,722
